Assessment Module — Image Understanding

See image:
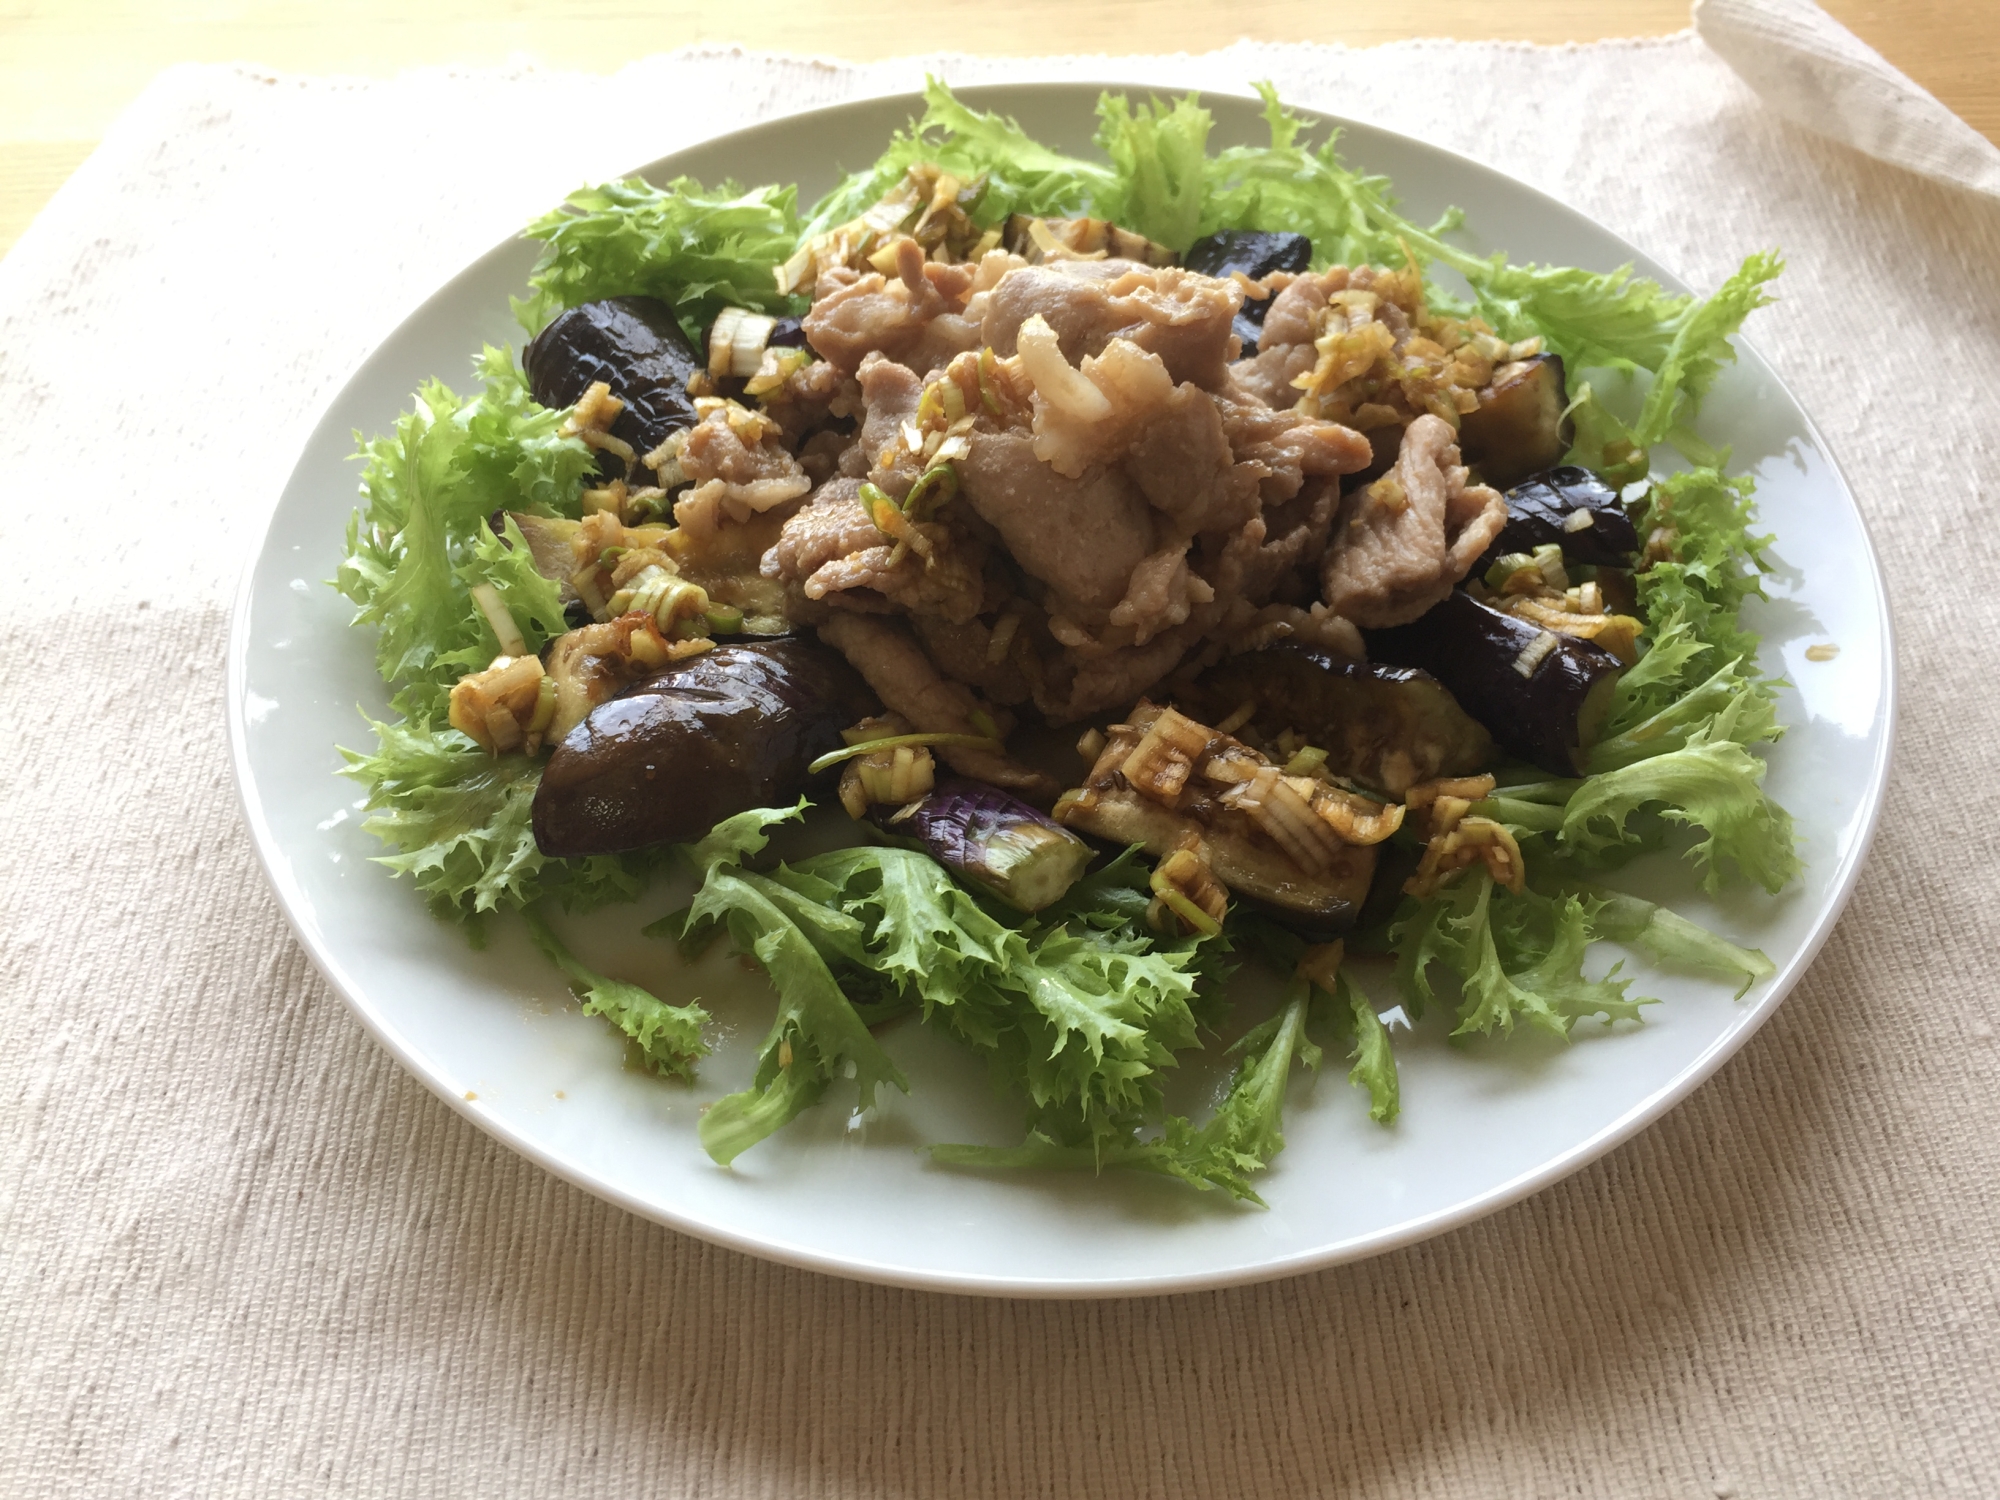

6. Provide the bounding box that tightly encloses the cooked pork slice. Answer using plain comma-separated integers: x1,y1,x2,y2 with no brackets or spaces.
803,239,983,375
956,429,1156,615
1234,481,1341,602
980,260,1242,390
1104,544,1215,644
836,353,926,492
1123,389,1268,535
762,479,885,581
802,528,987,624
816,613,1051,792
671,405,813,539
1225,264,1420,413
679,406,810,490
909,614,1036,706
1320,414,1508,628
1214,394,1374,503
1038,619,1211,724
1013,330,1262,539
1224,269,1338,408
760,355,860,450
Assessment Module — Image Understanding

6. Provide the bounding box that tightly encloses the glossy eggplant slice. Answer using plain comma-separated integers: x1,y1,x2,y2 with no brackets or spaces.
523,296,703,477
532,639,875,857
1178,643,1494,796
1364,591,1624,776
872,779,1092,913
1457,354,1570,490
1472,464,1642,577
1184,230,1313,284
1184,229,1312,356
1061,784,1373,932
1056,703,1377,931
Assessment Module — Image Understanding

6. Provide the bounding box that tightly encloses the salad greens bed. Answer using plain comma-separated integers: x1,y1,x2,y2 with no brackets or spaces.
333,83,1792,1203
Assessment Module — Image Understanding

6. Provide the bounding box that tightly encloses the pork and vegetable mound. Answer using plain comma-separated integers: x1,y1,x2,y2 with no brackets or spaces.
336,83,1797,1200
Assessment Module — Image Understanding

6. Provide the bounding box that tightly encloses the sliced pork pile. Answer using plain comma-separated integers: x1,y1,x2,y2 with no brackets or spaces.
500,181,1639,931
763,245,1395,737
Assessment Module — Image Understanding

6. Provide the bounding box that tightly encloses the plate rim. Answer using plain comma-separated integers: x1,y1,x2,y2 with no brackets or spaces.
225,77,1899,1298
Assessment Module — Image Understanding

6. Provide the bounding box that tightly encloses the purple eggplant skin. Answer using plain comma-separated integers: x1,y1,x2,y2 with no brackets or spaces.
1184,230,1312,357
523,297,703,479
1364,591,1625,777
1177,643,1494,797
1457,353,1570,491
1473,465,1642,578
872,779,1093,913
532,639,875,857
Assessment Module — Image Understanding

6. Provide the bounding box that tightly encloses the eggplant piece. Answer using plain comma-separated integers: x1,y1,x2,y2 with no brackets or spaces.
1364,591,1624,776
501,511,582,592
1457,354,1570,490
532,639,874,857
1178,644,1494,797
1183,229,1313,358
523,297,703,477
1472,464,1642,577
1057,704,1376,931
1062,784,1374,932
873,779,1092,913
1184,229,1313,286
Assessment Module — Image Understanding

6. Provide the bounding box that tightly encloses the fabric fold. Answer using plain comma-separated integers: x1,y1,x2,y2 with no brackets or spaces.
1695,0,2000,197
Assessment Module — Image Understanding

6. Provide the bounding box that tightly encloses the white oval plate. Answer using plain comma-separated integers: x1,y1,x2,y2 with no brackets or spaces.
227,84,1894,1298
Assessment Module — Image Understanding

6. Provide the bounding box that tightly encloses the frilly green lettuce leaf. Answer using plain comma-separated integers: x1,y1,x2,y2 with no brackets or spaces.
800,78,1117,244
336,717,653,922
1563,731,1801,895
334,349,593,720
1335,971,1400,1124
684,816,909,1166
1094,92,1213,249
932,977,1315,1205
1630,251,1784,448
1553,881,1775,998
522,907,708,1079
1393,874,1647,1038
517,176,803,340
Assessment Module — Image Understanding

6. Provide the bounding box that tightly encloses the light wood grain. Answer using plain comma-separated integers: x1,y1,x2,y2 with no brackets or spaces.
1,1,1994,256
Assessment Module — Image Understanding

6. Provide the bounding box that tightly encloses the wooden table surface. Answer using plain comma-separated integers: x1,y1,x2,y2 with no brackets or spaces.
2,1,1996,258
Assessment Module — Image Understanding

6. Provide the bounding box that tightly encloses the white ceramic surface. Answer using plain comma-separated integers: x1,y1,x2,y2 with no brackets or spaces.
226,84,1895,1298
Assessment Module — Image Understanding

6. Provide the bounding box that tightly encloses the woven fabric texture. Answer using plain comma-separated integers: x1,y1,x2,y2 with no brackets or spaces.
2,36,1997,1498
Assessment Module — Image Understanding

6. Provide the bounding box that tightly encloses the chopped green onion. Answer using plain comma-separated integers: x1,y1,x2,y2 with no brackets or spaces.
468,582,526,658
1282,745,1329,777
526,673,559,735
902,463,959,522
1484,552,1539,591
807,733,1004,775
1532,543,1569,590
977,347,1003,416
1470,796,1566,832
967,707,999,739
704,603,744,634
1148,874,1222,938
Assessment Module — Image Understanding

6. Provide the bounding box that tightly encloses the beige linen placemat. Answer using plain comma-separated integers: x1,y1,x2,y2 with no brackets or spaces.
3,35,1997,1498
